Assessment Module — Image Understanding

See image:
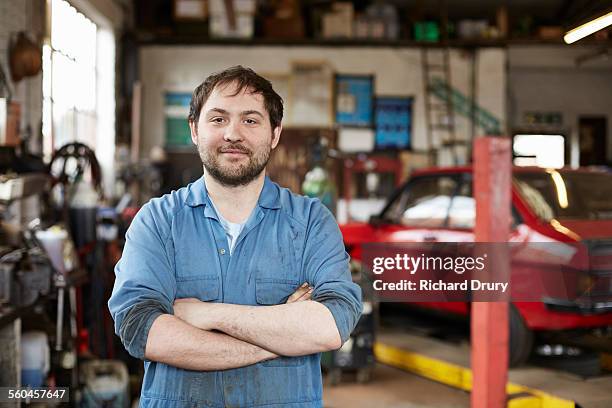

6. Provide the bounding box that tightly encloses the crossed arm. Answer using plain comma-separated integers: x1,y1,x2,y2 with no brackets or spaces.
144,284,342,370
111,201,362,372
143,314,277,371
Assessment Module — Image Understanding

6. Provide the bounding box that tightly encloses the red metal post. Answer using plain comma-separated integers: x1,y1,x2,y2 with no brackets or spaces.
471,137,511,408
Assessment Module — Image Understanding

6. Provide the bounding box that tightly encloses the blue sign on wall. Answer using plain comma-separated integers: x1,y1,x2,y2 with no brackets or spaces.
335,74,374,127
375,96,413,150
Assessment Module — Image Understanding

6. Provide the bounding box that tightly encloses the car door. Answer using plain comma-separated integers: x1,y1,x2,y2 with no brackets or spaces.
373,172,467,312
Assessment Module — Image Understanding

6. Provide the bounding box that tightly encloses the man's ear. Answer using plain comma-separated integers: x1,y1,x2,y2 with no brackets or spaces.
271,125,282,149
189,120,198,145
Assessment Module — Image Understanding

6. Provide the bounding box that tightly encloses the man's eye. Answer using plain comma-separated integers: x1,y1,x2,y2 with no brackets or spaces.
211,117,225,123
244,118,258,125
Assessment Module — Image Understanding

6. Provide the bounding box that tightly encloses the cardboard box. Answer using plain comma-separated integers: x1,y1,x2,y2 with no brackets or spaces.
7,103,20,146
174,0,208,20
322,14,353,38
263,17,305,39
538,26,563,40
322,2,354,38
332,2,354,17
208,0,255,15
210,13,254,38
0,100,20,146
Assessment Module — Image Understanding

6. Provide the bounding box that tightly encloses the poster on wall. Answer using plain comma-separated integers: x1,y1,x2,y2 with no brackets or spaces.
263,73,290,125
165,92,192,147
288,61,334,127
374,96,413,150
334,74,374,127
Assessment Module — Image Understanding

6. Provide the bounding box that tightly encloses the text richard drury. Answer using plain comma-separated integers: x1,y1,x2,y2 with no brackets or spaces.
370,253,509,294
373,279,508,293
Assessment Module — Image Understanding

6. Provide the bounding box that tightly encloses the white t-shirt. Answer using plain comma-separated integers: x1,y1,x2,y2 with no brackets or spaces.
209,198,247,255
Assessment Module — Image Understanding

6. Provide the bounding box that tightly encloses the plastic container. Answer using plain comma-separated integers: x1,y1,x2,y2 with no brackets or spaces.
80,360,129,408
21,331,50,387
35,228,68,274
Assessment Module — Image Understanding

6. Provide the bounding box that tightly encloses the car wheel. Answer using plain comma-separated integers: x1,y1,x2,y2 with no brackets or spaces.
509,306,534,367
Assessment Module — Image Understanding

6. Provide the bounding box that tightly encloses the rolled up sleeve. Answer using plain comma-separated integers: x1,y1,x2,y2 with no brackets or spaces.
108,203,176,359
305,202,362,344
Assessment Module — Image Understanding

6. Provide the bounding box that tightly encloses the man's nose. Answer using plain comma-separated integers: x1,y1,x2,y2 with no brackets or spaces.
223,121,243,142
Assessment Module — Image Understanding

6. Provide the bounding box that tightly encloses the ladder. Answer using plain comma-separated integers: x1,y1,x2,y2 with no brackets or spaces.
421,46,459,165
429,77,502,136
420,0,462,166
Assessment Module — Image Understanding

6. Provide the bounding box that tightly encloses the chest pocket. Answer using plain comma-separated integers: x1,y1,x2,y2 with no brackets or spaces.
255,278,300,305
251,225,304,283
176,274,220,301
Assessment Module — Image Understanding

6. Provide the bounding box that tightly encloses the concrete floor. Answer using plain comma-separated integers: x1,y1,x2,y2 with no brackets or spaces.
377,329,612,408
321,322,612,408
370,305,612,407
323,364,469,408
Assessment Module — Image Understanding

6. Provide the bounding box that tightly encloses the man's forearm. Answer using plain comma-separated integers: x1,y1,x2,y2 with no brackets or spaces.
144,314,277,370
193,301,341,356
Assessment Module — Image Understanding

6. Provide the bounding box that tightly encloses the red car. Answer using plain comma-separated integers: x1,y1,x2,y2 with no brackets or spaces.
340,166,612,366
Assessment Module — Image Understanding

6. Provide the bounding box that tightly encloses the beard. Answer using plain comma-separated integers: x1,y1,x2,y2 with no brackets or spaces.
198,141,271,187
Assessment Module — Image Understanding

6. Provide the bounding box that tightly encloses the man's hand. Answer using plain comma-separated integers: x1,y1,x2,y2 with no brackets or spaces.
173,282,313,328
173,297,209,328
286,282,313,303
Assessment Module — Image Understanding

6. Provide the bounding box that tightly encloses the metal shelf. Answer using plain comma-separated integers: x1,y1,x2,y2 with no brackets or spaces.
0,268,88,329
135,33,612,48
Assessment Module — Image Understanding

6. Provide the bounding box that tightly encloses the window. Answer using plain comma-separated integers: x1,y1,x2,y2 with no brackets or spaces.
513,134,565,168
515,171,612,220
42,0,115,195
382,173,524,230
448,178,475,229
445,177,519,230
383,176,459,227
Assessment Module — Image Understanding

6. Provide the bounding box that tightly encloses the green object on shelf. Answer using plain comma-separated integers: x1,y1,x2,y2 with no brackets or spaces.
414,22,440,42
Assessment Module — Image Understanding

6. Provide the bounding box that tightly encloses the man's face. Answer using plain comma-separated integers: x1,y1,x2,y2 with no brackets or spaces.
189,82,281,187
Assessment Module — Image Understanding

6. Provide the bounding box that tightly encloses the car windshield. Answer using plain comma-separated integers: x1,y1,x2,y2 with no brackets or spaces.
514,171,612,221
380,174,474,228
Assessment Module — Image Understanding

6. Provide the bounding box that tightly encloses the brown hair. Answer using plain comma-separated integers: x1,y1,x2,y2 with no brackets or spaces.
188,65,283,130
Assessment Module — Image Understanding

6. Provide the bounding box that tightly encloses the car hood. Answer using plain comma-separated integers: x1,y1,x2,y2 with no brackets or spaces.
340,220,612,241
339,222,377,246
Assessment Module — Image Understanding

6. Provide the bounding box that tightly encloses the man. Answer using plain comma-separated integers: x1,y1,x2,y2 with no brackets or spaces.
108,66,362,407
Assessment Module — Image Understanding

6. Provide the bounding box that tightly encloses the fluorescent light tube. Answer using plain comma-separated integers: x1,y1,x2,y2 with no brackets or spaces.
564,11,612,44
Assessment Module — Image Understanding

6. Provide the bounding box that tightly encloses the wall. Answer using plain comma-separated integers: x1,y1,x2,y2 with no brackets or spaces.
508,45,612,165
138,45,507,164
70,0,126,29
0,0,44,153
